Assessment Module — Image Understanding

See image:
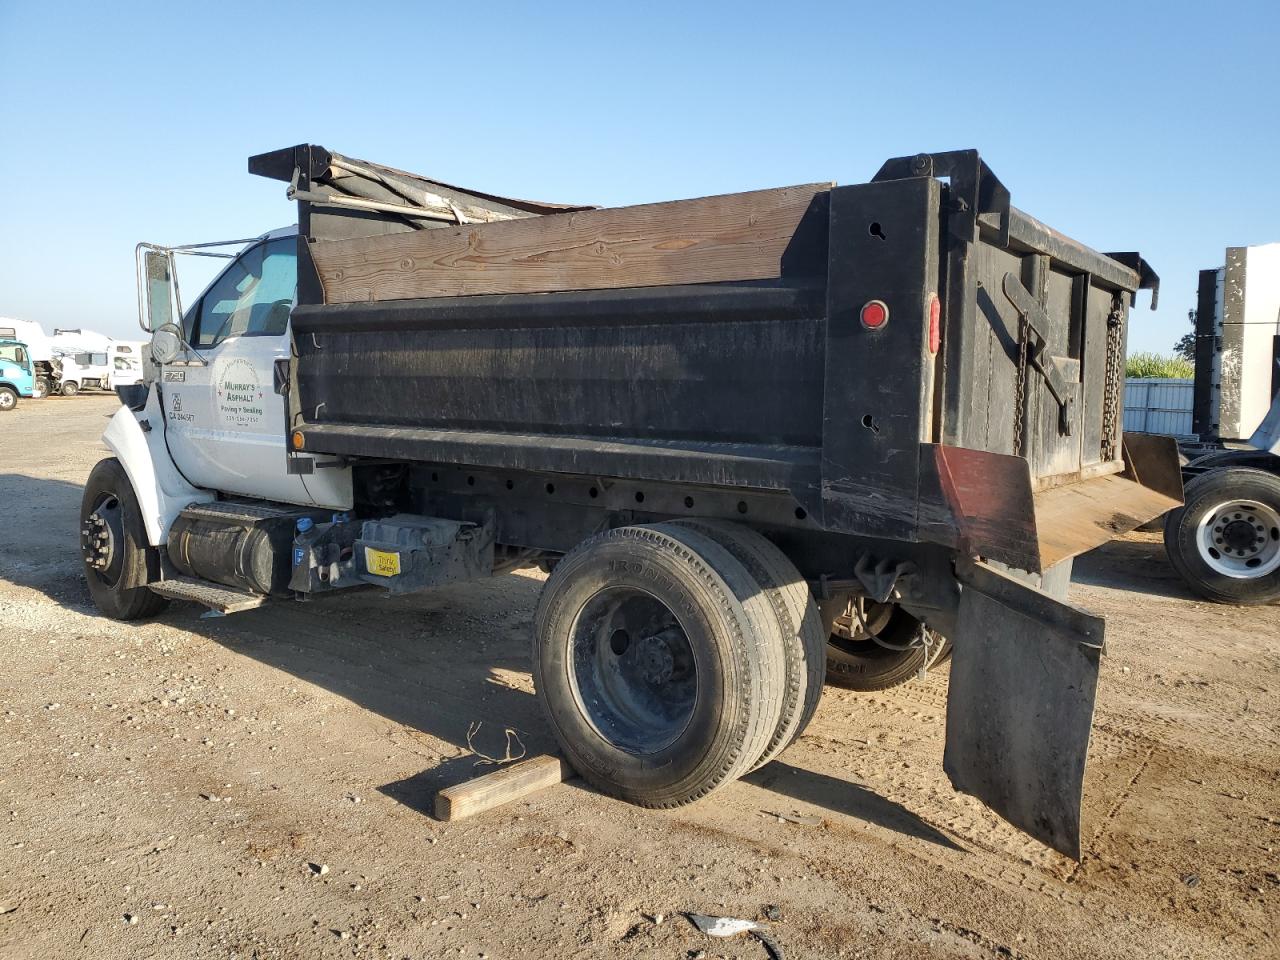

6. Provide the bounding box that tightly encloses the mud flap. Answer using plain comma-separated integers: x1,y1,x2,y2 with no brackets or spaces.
943,559,1103,859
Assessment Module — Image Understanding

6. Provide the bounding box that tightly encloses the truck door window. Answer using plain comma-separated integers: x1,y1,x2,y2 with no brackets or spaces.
194,237,297,347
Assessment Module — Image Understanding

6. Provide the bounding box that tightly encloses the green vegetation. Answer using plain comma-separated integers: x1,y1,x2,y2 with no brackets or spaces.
1125,351,1194,379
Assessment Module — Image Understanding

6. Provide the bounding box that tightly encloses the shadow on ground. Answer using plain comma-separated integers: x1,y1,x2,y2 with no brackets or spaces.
1,470,975,846
1072,536,1196,600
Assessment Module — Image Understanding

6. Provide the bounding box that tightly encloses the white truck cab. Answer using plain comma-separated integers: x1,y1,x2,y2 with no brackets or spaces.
106,226,351,552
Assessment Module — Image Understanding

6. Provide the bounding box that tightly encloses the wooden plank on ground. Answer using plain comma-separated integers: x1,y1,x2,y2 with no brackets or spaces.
310,182,832,303
434,755,572,822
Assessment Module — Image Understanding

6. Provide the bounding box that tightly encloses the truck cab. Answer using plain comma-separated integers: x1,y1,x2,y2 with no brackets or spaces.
0,339,37,411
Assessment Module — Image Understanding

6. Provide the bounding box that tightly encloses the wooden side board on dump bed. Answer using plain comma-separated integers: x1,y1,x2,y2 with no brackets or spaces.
308,183,833,303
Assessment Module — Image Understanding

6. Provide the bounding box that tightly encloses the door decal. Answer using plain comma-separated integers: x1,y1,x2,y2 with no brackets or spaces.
215,356,266,428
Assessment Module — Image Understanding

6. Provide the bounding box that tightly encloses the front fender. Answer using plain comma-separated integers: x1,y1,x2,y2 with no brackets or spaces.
102,388,212,545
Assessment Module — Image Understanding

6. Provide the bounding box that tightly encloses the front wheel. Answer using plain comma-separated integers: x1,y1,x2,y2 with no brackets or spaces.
0,386,17,411
61,380,80,397
80,458,169,620
31,378,48,400
1163,467,1280,605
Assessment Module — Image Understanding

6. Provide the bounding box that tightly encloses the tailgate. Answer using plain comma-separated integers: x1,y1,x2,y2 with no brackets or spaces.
877,152,1159,487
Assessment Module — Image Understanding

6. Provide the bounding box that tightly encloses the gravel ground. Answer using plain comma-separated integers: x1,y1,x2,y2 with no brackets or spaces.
1,394,1277,959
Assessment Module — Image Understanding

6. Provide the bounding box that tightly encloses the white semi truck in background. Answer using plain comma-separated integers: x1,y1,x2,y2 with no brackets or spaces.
1161,243,1280,604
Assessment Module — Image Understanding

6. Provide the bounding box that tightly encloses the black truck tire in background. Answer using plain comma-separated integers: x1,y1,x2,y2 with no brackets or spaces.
1163,467,1280,605
819,597,941,691
0,386,17,411
80,458,170,621
31,379,48,399
532,524,785,807
671,519,827,767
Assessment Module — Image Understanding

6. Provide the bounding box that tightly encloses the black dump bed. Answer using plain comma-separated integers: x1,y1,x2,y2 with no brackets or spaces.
252,145,1174,573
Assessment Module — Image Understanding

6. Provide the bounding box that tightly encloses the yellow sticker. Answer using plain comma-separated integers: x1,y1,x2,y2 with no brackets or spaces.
364,547,401,578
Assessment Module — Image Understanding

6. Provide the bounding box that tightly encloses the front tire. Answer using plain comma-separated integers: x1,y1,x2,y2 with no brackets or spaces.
31,378,48,400
80,458,169,620
0,386,17,411
1163,467,1280,605
533,524,785,807
61,381,80,397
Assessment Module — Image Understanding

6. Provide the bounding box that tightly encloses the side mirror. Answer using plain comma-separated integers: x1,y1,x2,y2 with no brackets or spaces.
150,324,185,365
142,250,175,332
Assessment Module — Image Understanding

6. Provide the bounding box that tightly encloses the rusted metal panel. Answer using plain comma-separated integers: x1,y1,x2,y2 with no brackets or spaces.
932,444,1039,571
932,434,1182,573
1033,473,1180,570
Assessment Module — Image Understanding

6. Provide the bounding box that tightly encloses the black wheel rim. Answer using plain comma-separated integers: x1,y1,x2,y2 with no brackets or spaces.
568,587,698,754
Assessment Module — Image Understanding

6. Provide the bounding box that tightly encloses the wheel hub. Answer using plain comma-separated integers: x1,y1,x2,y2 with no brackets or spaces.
1219,517,1262,555
81,498,123,576
633,629,678,684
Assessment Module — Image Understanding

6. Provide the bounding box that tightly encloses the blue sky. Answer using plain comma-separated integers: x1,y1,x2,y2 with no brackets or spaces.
2,1,1277,353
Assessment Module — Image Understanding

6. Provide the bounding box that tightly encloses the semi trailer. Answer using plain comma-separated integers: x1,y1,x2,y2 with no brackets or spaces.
84,145,1180,858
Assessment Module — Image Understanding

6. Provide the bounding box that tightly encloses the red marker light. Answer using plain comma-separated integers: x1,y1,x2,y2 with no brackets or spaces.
928,294,941,354
860,299,889,330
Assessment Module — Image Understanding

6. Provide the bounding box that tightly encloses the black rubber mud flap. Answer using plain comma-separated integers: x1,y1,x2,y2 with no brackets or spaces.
943,559,1104,859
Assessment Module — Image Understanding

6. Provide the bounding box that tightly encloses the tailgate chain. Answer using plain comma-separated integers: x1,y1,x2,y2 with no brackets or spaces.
1013,315,1029,455
1100,294,1125,462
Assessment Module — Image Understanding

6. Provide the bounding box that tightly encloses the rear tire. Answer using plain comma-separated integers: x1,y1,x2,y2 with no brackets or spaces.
31,378,48,400
0,386,16,411
533,524,785,807
81,458,169,621
819,597,939,691
672,520,825,766
1163,467,1280,605
61,381,79,397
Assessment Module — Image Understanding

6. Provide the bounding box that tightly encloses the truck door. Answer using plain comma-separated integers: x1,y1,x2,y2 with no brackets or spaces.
160,234,351,508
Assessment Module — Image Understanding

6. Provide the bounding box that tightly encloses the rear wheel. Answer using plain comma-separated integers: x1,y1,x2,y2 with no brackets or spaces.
0,386,16,411
61,380,79,397
820,596,940,691
533,524,785,807
31,378,48,400
672,520,826,766
1163,467,1280,605
80,458,169,620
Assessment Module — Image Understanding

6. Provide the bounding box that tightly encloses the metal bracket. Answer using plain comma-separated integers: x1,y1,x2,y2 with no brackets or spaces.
1002,273,1080,436
873,150,1012,247
854,555,915,604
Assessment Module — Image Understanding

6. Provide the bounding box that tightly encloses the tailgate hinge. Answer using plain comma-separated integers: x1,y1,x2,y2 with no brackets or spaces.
1002,273,1080,436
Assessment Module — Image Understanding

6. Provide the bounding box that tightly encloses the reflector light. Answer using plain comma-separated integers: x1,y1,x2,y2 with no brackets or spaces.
928,294,941,354
292,431,305,450
860,299,889,330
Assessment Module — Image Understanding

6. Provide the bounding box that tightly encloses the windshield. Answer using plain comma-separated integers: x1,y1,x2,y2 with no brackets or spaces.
184,236,297,347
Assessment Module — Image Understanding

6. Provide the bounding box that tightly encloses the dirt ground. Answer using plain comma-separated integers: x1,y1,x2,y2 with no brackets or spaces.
0,394,1276,960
